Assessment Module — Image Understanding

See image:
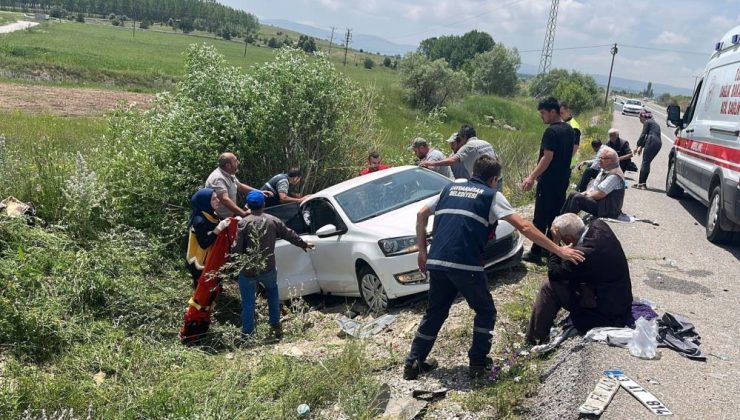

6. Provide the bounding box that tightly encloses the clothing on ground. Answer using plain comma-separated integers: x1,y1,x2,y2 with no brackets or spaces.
205,167,240,218
454,137,496,178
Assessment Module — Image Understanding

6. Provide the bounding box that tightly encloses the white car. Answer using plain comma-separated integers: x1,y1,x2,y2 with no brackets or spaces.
265,166,524,312
621,99,644,116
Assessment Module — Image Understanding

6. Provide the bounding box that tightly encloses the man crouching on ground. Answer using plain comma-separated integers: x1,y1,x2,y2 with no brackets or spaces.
404,156,585,380
526,213,633,345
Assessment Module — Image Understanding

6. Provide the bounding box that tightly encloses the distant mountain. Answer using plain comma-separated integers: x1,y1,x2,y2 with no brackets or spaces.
262,19,416,56
519,62,692,96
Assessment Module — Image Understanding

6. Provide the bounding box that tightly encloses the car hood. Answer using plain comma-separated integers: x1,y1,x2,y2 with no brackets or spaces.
355,197,517,239
356,199,430,238
624,104,642,109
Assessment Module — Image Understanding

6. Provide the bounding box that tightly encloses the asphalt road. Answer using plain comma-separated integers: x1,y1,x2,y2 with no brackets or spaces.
570,104,740,419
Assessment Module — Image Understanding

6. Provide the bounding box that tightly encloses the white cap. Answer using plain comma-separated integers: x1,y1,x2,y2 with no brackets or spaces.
608,128,619,135
446,132,459,143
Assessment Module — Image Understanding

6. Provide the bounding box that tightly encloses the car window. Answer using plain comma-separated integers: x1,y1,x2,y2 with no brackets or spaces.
303,199,346,234
626,99,641,106
683,80,703,126
335,168,450,223
264,202,308,235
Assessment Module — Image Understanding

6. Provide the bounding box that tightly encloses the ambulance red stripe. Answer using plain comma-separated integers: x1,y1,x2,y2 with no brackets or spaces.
674,136,740,171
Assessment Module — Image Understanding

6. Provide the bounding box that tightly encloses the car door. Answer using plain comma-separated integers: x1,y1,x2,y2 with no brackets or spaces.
264,203,320,300
301,198,356,295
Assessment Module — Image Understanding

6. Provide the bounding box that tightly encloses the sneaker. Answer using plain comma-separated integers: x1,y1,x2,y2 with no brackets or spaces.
403,358,439,380
522,250,542,264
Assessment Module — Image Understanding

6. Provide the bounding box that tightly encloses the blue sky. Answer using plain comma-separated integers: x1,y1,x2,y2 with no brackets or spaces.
225,1,740,89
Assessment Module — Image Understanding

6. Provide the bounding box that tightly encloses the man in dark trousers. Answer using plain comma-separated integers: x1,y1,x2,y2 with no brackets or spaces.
404,156,584,380
522,97,575,263
526,213,633,344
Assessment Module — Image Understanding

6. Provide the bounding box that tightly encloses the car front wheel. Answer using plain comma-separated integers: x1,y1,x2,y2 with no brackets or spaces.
706,186,733,244
358,265,389,313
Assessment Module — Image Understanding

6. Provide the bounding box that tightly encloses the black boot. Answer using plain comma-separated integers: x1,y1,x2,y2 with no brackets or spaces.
403,358,438,380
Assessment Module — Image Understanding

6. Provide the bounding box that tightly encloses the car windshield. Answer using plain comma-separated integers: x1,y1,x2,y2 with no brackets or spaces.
626,100,641,105
335,168,450,223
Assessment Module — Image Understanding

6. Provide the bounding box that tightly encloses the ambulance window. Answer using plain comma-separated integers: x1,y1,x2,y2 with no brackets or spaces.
683,80,702,125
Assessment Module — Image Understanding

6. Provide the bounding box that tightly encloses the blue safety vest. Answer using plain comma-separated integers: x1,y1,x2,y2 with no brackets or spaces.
427,177,496,272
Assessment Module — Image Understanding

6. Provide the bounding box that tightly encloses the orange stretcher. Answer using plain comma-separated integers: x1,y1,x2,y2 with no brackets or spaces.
179,219,238,344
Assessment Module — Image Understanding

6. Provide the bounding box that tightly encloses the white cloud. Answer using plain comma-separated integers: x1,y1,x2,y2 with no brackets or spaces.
317,0,341,11
653,31,690,46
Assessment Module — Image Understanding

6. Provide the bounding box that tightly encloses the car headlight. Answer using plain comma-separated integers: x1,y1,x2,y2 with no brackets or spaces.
395,269,427,284
378,236,419,256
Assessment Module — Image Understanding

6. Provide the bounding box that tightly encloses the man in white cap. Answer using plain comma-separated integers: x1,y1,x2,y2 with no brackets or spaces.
409,137,453,178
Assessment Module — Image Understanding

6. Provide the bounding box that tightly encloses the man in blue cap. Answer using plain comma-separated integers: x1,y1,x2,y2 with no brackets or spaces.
232,191,314,339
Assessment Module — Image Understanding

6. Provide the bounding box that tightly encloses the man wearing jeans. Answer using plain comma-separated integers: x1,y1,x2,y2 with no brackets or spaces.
232,191,314,339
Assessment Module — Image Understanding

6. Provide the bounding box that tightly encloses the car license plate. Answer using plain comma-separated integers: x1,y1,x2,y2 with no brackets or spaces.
605,369,673,416
578,375,619,415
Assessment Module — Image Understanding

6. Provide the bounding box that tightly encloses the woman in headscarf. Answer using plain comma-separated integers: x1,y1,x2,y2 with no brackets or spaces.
186,188,230,288
634,110,662,189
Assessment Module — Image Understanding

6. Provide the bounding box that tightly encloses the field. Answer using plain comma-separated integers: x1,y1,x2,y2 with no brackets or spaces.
0,16,612,418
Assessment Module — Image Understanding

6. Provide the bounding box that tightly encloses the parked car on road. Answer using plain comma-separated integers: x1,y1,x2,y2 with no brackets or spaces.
621,99,644,116
265,166,524,311
666,25,740,243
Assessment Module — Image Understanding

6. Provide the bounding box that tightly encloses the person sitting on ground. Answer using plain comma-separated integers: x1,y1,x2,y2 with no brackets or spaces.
562,147,626,219
526,213,633,345
261,168,309,207
232,191,315,340
409,137,453,178
359,151,390,176
420,124,496,179
575,139,604,192
605,128,635,173
185,188,231,288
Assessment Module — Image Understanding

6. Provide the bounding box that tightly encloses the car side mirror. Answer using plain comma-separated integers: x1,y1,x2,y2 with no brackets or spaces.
316,224,339,238
667,105,682,128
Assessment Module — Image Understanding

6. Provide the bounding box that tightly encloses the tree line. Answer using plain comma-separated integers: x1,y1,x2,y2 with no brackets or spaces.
0,0,259,37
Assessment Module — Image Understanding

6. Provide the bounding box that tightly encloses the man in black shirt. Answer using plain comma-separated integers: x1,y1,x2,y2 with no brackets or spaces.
522,97,574,263
606,128,635,173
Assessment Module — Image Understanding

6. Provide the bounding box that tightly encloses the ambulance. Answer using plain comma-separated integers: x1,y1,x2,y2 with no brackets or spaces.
667,25,740,243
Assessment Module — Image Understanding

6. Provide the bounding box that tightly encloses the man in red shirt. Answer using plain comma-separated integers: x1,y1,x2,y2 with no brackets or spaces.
359,151,390,176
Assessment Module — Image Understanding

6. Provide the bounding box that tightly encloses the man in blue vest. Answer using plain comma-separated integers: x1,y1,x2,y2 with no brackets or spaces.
404,156,585,380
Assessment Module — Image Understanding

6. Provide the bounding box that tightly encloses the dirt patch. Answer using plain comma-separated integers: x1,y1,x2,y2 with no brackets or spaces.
0,82,154,116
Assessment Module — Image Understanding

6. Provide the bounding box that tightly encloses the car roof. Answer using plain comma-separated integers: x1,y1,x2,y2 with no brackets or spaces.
312,165,422,199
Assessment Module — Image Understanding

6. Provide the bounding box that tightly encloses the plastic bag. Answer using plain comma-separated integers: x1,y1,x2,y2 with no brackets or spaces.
628,316,658,359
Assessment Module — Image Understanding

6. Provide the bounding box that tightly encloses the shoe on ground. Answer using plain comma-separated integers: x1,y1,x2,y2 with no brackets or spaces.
270,323,283,340
522,250,543,264
403,358,438,380
468,356,494,379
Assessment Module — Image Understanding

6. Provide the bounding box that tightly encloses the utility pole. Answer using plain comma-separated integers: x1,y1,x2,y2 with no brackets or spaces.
343,28,352,67
538,0,559,75
328,26,336,55
604,43,618,107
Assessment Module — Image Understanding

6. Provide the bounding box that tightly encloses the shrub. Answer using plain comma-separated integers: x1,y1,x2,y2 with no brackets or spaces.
400,52,469,110
111,19,121,26
102,45,381,243
383,57,391,67
75,13,84,23
61,153,112,242
139,19,151,29
363,57,375,69
470,44,521,96
529,69,599,113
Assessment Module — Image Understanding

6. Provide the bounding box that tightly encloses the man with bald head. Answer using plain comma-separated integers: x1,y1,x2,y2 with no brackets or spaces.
205,152,269,218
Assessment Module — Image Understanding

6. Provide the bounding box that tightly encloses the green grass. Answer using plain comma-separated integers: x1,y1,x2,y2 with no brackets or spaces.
0,11,20,25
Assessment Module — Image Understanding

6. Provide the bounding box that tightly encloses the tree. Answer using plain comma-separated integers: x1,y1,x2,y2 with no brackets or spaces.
529,69,599,113
363,58,375,69
179,18,194,34
296,35,317,53
400,53,470,109
383,57,391,67
75,12,85,23
470,44,521,96
267,37,279,48
643,81,654,98
418,30,495,70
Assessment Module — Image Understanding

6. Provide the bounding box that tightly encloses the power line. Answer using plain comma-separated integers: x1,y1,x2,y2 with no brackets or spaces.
387,0,528,42
619,44,706,56
519,44,613,53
